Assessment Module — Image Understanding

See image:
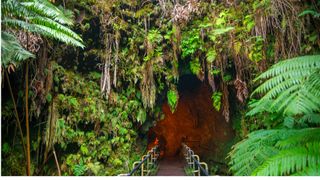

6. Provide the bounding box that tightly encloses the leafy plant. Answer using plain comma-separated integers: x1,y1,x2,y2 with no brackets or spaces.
181,29,202,58
248,36,264,62
1,0,84,68
1,32,35,68
2,142,11,154
167,88,179,113
212,92,222,111
299,9,320,18
229,55,320,176
136,109,147,124
248,55,320,116
147,29,162,44
206,48,217,63
243,15,255,32
190,58,201,75
73,159,87,176
228,128,320,176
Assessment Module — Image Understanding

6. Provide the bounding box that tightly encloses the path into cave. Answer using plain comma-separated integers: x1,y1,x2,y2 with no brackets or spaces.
156,157,185,176
149,75,234,175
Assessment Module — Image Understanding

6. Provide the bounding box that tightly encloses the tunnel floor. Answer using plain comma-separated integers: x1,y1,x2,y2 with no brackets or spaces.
148,75,234,159
156,157,185,176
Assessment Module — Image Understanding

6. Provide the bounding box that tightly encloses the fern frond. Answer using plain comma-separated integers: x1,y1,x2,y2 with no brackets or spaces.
275,128,320,149
2,0,84,48
254,55,320,81
299,113,320,124
21,0,74,25
252,142,320,176
3,18,84,48
228,129,283,175
228,128,320,176
1,31,35,67
293,167,320,176
246,99,277,116
248,55,320,116
27,16,82,41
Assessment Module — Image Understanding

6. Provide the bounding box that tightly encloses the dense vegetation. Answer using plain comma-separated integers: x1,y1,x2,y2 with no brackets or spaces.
1,0,319,176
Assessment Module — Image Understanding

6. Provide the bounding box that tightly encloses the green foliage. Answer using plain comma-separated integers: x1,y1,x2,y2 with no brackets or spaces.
1,0,84,68
210,27,234,37
72,159,87,176
230,54,320,176
2,0,84,47
223,74,232,82
167,88,179,113
243,15,255,32
206,48,217,63
50,64,143,175
181,28,202,58
299,10,320,18
1,31,35,68
3,0,320,176
248,55,320,116
189,58,201,75
248,36,264,62
136,109,147,124
1,142,27,175
2,142,11,154
228,128,320,176
147,29,162,44
211,92,222,111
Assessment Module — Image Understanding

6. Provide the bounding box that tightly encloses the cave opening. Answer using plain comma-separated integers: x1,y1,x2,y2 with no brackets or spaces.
148,74,234,160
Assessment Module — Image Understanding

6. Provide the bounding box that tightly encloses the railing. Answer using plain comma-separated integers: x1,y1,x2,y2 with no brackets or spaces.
118,145,160,176
182,143,209,176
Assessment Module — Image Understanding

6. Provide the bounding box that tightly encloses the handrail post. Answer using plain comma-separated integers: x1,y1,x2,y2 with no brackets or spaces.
122,145,159,176
193,155,200,176
182,143,209,176
141,155,146,176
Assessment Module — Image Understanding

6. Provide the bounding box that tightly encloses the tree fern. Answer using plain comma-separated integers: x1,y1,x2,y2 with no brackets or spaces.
228,128,320,176
21,0,74,25
1,0,84,68
252,142,320,176
1,31,35,68
3,18,83,47
292,167,320,176
299,113,320,125
248,55,320,116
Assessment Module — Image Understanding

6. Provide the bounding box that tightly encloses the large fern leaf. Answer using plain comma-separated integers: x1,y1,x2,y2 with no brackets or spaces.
252,142,320,176
1,31,35,67
21,0,74,25
3,18,84,48
248,55,320,116
228,128,320,176
2,0,84,47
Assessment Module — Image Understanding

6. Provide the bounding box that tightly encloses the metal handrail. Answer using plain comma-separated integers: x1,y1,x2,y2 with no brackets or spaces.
118,145,159,176
182,143,209,176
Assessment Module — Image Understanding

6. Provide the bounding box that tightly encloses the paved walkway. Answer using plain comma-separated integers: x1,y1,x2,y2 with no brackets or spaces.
156,157,186,176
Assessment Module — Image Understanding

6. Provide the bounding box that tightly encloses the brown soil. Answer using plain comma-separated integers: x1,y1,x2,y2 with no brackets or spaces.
149,82,234,158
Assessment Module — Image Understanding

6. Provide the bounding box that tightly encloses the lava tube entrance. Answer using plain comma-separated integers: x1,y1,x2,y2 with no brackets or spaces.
148,75,234,158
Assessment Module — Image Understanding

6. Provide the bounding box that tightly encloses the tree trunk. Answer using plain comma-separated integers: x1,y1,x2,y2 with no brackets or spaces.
25,61,31,176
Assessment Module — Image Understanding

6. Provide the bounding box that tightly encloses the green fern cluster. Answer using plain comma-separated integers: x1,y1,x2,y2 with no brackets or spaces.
1,32,36,67
167,88,179,113
1,0,84,68
228,128,320,176
248,55,320,116
229,55,320,176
